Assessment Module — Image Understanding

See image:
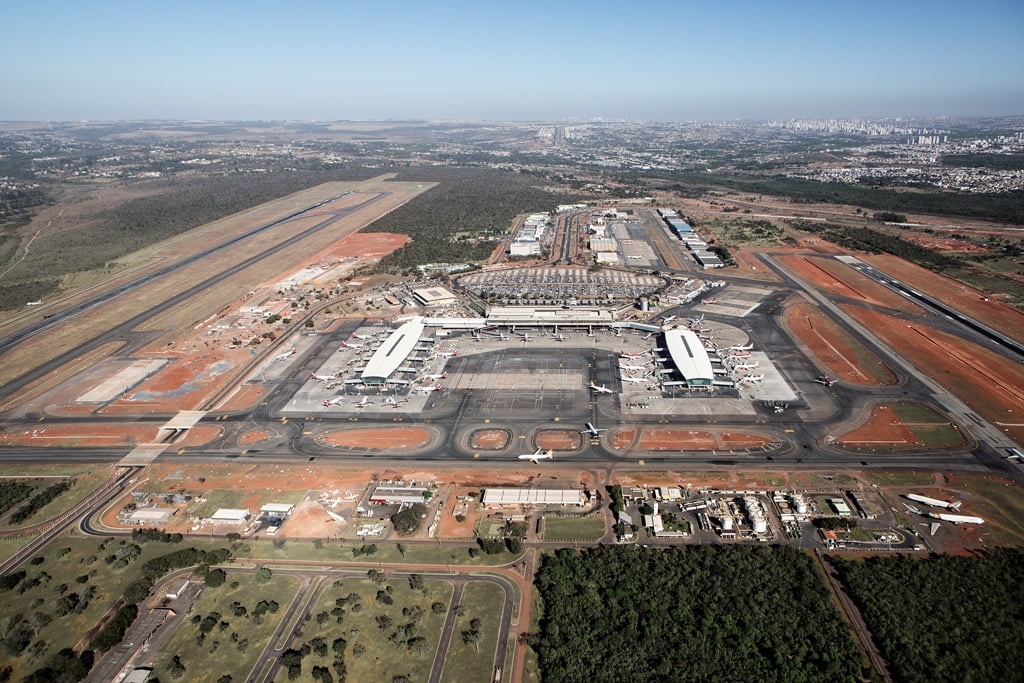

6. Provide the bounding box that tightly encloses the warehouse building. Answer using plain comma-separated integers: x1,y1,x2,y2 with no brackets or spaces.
127,508,177,525
482,489,586,507
369,485,431,505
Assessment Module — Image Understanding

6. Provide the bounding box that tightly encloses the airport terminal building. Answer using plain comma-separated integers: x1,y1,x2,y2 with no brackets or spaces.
664,329,714,388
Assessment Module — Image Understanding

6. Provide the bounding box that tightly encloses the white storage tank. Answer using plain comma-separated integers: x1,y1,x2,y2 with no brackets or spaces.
721,516,734,531
753,517,768,534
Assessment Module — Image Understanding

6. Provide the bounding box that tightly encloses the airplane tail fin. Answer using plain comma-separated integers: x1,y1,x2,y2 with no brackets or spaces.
950,499,963,511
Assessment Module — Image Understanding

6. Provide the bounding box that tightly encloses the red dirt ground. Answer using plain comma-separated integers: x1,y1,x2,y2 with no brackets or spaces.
313,232,410,260
239,429,273,445
730,246,783,282
535,429,583,450
319,427,433,450
610,429,635,450
775,254,924,314
836,405,925,448
217,384,265,412
784,301,896,385
609,429,772,452
844,306,1024,443
0,423,158,448
860,253,1024,341
469,429,510,450
436,487,481,539
176,425,222,447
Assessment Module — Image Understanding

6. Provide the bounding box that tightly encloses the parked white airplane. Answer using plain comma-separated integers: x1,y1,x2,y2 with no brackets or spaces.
321,397,345,407
660,315,676,324
425,371,449,381
438,348,458,358
815,375,836,387
738,374,764,384
340,341,363,350
518,332,534,342
275,347,297,361
621,352,644,359
579,423,607,437
552,333,568,342
621,375,652,383
732,361,760,370
354,395,374,408
311,371,342,382
620,363,647,372
415,383,443,394
518,448,554,463
729,344,753,352
351,332,372,340
589,381,613,394
382,397,408,408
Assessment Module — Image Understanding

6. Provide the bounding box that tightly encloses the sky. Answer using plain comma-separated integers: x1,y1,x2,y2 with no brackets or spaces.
4,0,1023,122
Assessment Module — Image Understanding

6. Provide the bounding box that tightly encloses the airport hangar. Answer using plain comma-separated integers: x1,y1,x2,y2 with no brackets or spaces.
356,311,715,391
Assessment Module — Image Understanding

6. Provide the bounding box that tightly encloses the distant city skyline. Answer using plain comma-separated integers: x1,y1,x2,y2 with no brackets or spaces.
4,0,1023,122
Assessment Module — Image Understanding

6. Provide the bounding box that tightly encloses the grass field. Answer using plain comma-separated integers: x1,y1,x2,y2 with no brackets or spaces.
949,475,1024,545
440,580,505,683
0,469,111,531
294,575,453,682
149,573,299,683
188,489,251,518
891,402,966,448
541,515,606,541
864,472,937,487
0,532,235,681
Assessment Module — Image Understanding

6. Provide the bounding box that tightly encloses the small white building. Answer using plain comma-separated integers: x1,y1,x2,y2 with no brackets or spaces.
260,503,295,517
127,508,177,525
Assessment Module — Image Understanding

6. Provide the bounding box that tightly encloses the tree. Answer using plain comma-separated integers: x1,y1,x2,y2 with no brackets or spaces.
391,504,426,536
461,628,483,651
255,567,272,584
407,574,424,591
205,568,227,587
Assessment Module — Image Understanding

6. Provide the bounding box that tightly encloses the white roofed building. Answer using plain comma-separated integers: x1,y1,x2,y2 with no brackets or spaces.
664,329,714,388
361,317,425,385
482,489,586,507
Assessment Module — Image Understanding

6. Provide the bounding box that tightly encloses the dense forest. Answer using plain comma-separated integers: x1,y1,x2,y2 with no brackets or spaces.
941,153,1024,171
646,171,1024,224
786,220,960,271
831,549,1024,683
533,545,867,682
368,167,584,274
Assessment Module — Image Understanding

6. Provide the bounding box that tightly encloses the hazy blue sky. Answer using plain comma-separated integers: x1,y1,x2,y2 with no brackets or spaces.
4,0,1023,121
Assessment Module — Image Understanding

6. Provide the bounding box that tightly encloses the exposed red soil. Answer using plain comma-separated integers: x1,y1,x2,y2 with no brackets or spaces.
836,405,924,447
0,423,159,448
610,429,636,449
436,487,481,539
314,232,410,260
730,246,783,281
319,427,433,450
843,306,1024,443
217,384,265,412
176,425,222,447
627,429,771,452
469,429,510,450
535,429,583,450
860,253,1024,341
784,301,896,385
775,254,924,313
239,429,273,445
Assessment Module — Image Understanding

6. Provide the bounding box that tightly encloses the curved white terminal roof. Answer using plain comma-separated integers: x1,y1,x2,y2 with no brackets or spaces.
361,316,425,385
664,329,714,386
